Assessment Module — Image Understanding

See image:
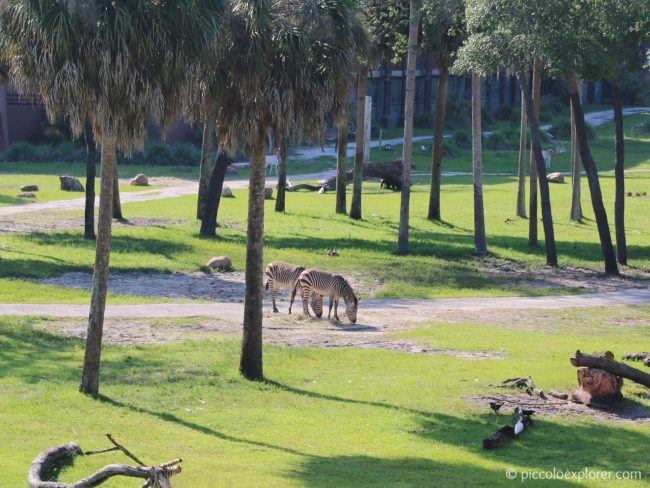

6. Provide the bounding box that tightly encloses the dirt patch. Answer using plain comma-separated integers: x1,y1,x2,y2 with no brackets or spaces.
467,393,650,423
37,270,381,301
0,216,185,233
481,257,650,293
30,313,501,359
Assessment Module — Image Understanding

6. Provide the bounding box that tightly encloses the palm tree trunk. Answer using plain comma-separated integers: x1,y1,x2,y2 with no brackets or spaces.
80,135,116,395
472,72,487,255
336,98,349,214
240,130,266,380
516,88,527,218
84,120,96,240
112,173,123,220
528,58,541,245
518,69,558,267
350,71,367,220
275,138,288,212
568,75,618,275
427,56,448,221
197,105,217,220
612,77,627,265
570,81,583,221
200,148,232,236
397,0,418,254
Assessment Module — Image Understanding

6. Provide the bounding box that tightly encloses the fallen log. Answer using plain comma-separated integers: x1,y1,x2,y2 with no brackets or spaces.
28,435,182,488
570,350,650,389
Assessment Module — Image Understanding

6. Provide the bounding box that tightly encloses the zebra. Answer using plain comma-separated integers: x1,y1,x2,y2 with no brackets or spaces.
288,269,358,323
265,261,323,315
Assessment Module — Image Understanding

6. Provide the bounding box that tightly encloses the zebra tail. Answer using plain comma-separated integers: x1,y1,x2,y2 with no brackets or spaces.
265,280,269,291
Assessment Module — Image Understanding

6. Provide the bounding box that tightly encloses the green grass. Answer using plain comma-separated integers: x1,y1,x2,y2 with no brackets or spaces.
0,170,649,302
0,172,159,207
1,306,649,487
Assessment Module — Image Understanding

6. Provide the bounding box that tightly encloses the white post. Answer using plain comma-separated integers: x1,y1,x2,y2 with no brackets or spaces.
363,95,372,164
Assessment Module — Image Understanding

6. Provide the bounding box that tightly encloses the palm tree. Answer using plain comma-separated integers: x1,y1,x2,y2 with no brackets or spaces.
275,137,288,213
2,0,224,394
349,70,367,221
335,95,349,214
83,119,96,239
396,0,418,254
528,58,541,246
471,72,487,255
215,0,359,380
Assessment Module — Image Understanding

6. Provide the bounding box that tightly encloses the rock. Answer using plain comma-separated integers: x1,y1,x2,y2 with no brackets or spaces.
264,187,273,199
206,256,232,270
20,185,39,192
221,186,234,198
129,174,149,186
226,166,238,175
546,172,564,183
59,176,84,192
17,192,36,199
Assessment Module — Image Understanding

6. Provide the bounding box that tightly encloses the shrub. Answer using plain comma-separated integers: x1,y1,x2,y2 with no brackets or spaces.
481,106,494,125
145,143,175,166
550,120,595,141
452,129,471,149
413,111,434,129
493,104,513,121
444,97,471,130
3,142,38,162
172,143,200,166
483,131,510,150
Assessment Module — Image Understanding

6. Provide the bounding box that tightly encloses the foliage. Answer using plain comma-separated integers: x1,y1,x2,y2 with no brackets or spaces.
2,141,86,163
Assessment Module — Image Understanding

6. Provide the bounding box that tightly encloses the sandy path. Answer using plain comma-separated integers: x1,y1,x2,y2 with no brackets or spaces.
2,288,649,320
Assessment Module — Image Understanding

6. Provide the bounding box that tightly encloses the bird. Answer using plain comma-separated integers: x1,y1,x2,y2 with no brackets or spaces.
513,407,525,436
522,409,535,417
420,145,428,152
489,402,503,414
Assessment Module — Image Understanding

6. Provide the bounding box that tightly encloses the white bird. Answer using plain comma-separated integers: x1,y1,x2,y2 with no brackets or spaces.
514,407,524,435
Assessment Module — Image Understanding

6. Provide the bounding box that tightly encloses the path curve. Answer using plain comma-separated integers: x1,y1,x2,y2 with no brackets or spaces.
1,288,648,321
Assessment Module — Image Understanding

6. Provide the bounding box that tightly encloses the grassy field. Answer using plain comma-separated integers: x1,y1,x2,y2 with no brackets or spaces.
0,169,648,303
1,305,649,487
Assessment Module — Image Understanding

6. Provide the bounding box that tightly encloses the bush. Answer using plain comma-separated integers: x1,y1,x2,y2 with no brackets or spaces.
172,143,200,166
493,105,513,121
145,143,175,166
413,111,434,129
481,106,494,125
550,120,596,141
452,129,471,149
3,142,38,162
444,97,471,130
483,131,510,150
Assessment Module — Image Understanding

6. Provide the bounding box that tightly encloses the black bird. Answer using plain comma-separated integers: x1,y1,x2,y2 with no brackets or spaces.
522,409,535,417
489,402,504,414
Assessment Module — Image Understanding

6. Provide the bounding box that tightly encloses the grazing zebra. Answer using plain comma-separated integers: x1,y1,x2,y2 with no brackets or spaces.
289,269,358,323
265,261,323,315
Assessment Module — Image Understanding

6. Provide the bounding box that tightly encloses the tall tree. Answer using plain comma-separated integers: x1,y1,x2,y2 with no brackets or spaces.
569,81,582,221
420,0,465,221
216,0,360,379
83,120,96,240
349,71,367,220
196,103,218,221
335,96,349,214
470,72,487,255
515,86,526,218
455,0,557,266
112,173,123,220
527,58,541,246
1,0,225,394
275,137,288,213
397,0,419,254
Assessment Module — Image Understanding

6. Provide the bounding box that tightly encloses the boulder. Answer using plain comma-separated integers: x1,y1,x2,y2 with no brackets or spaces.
206,256,232,270
59,176,84,192
221,186,234,198
129,174,149,186
226,166,238,175
17,192,36,199
547,172,564,183
20,185,39,192
264,187,273,199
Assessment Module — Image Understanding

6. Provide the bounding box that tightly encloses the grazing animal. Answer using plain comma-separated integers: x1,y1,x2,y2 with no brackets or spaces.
265,153,279,176
265,261,322,314
289,269,359,323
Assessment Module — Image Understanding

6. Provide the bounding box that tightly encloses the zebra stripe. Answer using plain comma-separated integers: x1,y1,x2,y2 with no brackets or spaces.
289,269,358,323
265,261,322,315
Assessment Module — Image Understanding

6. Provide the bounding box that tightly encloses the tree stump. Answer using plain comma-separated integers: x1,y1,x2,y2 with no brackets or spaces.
571,351,623,405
